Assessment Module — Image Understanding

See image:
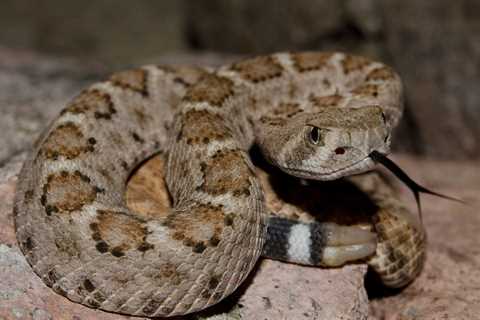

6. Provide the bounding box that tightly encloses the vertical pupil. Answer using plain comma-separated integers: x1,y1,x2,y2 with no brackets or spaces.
381,112,387,124
310,127,319,144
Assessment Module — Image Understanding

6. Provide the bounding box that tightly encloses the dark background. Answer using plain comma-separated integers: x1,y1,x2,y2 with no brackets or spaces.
1,0,479,160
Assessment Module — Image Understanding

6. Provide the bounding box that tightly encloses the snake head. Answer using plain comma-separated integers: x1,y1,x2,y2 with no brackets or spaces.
260,105,391,180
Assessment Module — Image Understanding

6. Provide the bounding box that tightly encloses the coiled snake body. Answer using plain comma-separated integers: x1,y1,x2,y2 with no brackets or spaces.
14,52,425,317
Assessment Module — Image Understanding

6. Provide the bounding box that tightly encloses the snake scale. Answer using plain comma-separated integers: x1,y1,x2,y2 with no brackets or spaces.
14,52,426,317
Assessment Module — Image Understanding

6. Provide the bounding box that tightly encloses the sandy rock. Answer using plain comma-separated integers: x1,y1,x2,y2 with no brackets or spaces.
237,262,368,320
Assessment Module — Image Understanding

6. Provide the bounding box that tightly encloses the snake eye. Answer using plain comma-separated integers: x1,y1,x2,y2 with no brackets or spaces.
308,126,321,145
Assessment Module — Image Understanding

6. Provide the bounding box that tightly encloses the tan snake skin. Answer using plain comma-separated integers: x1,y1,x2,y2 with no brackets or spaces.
14,52,426,317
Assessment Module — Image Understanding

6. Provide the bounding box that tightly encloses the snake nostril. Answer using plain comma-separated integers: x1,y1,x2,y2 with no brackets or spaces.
335,147,345,155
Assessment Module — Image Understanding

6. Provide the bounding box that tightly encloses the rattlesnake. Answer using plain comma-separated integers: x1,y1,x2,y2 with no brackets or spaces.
14,52,426,317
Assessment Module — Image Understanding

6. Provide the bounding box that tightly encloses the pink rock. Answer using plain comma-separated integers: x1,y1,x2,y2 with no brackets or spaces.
238,261,368,319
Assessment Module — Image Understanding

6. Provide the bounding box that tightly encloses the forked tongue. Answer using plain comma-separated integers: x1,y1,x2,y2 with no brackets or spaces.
369,151,464,222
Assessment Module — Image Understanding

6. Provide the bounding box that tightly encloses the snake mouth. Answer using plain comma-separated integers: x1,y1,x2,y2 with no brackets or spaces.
285,156,375,181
